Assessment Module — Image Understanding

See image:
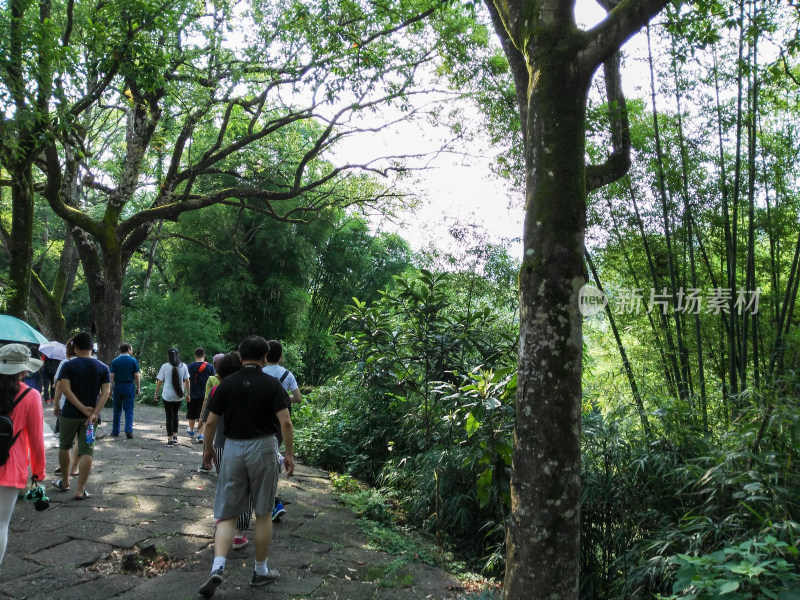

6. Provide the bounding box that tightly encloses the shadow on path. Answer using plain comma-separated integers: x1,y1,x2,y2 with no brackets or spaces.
1,404,463,600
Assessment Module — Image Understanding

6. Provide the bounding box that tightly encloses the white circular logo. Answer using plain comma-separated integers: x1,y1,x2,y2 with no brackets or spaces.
578,284,607,316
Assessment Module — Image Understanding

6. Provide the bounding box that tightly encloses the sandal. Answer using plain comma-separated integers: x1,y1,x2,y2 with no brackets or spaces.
54,466,62,475
52,478,70,492
74,490,92,500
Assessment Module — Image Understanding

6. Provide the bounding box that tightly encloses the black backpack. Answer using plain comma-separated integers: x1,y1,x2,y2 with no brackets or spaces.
0,388,32,466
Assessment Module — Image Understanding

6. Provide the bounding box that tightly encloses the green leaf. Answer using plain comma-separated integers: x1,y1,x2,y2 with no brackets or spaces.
476,468,493,507
718,580,740,594
465,412,480,437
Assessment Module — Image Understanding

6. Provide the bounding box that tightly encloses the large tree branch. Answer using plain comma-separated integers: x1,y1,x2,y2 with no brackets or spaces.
42,139,106,241
585,51,631,191
62,0,75,46
106,88,162,218
580,0,669,71
122,157,399,237
357,0,450,47
150,231,251,264
484,1,530,135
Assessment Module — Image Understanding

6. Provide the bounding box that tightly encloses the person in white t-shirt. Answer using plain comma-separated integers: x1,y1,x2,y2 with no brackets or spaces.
154,348,190,447
52,339,79,477
262,340,301,522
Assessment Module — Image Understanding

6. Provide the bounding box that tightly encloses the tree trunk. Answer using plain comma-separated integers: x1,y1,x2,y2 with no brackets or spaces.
646,26,692,403
504,50,589,600
92,269,124,366
483,1,669,596
630,185,681,398
68,225,125,365
7,165,34,320
29,232,80,342
143,220,163,294
671,51,708,431
744,10,759,389
605,192,675,401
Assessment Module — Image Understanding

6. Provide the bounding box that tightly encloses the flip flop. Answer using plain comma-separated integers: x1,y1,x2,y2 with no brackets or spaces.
74,490,92,500
52,479,70,492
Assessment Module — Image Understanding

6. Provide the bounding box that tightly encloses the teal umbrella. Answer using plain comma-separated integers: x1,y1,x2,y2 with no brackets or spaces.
0,315,49,345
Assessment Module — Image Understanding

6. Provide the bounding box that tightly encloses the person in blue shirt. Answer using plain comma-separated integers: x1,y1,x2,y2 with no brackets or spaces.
110,343,141,439
21,360,43,396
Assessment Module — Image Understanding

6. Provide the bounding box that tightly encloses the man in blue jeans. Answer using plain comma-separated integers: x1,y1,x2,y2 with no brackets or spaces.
110,343,140,439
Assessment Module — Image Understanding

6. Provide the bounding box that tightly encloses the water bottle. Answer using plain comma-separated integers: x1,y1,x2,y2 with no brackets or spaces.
85,423,95,445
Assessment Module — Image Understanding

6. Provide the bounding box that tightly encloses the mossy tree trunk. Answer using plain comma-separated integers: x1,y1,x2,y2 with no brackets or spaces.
483,1,669,597
67,225,126,365
7,167,34,321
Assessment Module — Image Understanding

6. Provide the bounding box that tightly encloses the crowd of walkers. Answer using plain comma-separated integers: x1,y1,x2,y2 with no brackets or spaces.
0,332,300,598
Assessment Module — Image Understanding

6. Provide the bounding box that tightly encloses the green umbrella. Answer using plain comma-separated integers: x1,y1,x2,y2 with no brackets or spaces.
0,315,49,345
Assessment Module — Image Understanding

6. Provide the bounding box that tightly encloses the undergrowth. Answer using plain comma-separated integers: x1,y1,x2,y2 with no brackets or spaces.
329,472,500,598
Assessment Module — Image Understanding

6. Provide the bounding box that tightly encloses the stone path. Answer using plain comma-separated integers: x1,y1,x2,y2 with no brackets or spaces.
1,404,463,600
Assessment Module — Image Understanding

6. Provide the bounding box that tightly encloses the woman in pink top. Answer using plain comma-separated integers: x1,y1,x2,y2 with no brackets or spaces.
0,343,46,565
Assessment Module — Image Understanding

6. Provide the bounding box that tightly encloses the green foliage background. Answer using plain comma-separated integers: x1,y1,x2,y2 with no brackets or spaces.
6,0,800,598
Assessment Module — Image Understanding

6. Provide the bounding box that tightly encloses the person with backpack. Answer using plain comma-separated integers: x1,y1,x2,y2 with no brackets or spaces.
262,340,302,522
153,348,189,447
196,353,224,472
0,344,46,566
186,347,215,443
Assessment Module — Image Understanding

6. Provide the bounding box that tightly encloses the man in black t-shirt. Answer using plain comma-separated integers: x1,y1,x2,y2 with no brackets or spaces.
199,335,294,597
53,332,111,501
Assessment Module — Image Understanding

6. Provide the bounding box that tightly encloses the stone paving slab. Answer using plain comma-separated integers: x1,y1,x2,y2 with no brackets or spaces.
0,404,461,600
33,539,115,568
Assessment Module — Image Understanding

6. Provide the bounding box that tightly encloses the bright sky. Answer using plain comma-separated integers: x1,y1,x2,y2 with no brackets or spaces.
338,115,523,257
335,0,652,260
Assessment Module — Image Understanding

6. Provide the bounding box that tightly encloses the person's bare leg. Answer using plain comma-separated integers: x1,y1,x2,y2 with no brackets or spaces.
252,513,273,562
74,455,92,497
188,418,196,433
69,444,80,475
214,517,237,558
57,449,71,489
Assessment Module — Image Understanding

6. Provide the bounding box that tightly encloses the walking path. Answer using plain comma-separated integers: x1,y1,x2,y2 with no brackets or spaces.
1,404,463,600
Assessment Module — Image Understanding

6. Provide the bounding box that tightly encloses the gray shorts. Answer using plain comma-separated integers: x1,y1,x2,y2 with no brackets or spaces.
214,435,278,521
